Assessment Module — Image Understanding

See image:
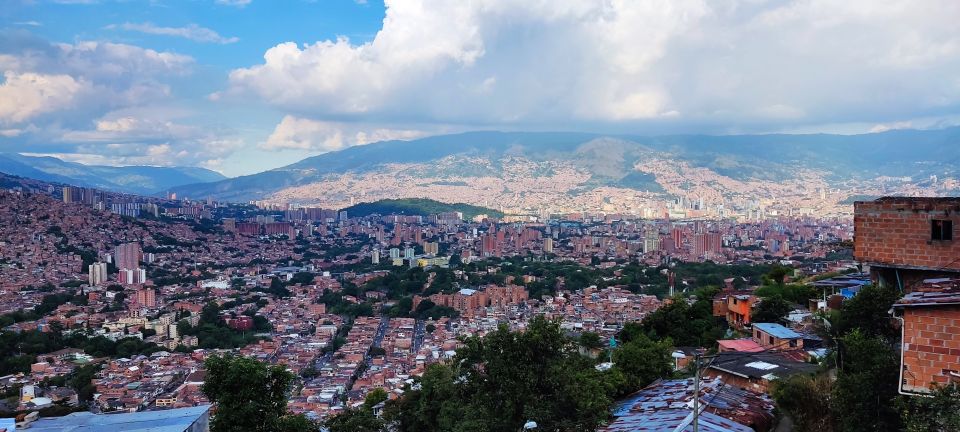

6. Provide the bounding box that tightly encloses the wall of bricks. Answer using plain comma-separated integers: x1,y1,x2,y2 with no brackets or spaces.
901,306,960,393
853,198,960,271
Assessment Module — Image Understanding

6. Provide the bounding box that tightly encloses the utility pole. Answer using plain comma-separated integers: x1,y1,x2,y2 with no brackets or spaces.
693,353,700,432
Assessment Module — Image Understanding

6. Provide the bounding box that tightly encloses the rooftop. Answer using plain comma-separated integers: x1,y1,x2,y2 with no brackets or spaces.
752,322,802,340
718,339,764,352
894,278,960,307
26,405,209,432
602,377,774,432
708,352,818,381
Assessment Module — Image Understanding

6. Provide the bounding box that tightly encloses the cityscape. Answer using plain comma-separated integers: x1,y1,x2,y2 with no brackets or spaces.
2,1,960,432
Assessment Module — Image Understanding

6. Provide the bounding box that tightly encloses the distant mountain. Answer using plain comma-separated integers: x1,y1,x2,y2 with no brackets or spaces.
0,153,227,195
167,128,960,212
344,198,503,220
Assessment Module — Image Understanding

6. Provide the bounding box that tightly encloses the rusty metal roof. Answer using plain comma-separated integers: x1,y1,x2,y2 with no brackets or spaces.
894,278,960,307
601,377,774,432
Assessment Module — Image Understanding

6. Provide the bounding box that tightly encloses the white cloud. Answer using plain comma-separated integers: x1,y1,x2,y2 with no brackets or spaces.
263,115,424,152
0,71,88,124
215,0,251,7
227,0,960,129
0,37,192,128
109,22,239,44
869,121,913,133
14,21,42,27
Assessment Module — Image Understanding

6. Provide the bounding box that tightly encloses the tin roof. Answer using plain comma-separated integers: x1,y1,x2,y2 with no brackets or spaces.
718,339,764,353
752,323,802,340
601,377,774,432
27,405,210,432
894,278,960,307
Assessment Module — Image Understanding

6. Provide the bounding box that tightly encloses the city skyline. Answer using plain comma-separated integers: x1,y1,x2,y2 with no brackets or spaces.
1,0,958,177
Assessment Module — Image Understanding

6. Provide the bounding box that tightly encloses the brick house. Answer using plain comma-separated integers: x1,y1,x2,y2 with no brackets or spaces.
854,197,960,396
752,323,803,351
720,293,757,329
892,278,960,395
854,197,960,289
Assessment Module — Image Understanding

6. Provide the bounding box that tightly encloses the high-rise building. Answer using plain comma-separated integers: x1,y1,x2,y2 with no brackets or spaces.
404,247,415,259
543,237,554,254
62,186,74,204
389,248,401,259
119,268,147,285
371,250,380,264
136,288,157,307
643,230,661,254
88,262,108,286
671,227,684,250
423,242,439,256
694,232,722,257
115,242,141,271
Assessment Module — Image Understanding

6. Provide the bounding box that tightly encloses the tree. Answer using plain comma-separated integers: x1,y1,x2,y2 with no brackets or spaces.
611,334,672,395
752,295,792,325
202,354,314,432
767,265,791,286
898,384,960,432
578,332,604,350
363,388,388,409
835,284,899,340
832,330,901,432
771,374,834,432
325,407,384,432
382,363,463,432
453,316,615,431
635,290,726,347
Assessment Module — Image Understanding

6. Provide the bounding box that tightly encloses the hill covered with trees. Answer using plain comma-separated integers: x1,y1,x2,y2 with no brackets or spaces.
343,198,502,220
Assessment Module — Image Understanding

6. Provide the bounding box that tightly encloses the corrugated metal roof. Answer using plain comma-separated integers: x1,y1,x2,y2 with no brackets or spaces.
894,279,960,307
27,405,209,432
752,323,802,340
601,378,774,432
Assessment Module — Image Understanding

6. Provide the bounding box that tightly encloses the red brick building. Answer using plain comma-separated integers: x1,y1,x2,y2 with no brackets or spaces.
892,279,960,394
854,197,960,395
854,197,960,289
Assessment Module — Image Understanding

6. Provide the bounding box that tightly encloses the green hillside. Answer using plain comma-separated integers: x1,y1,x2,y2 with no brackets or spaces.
344,198,503,220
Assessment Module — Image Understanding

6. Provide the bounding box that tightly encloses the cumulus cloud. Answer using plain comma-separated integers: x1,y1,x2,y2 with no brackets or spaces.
44,107,245,167
0,32,192,128
0,71,89,124
226,0,960,130
109,22,239,44
0,33,219,168
263,115,425,152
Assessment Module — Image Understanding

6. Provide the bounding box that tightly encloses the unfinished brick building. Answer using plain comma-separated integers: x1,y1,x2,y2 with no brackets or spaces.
854,197,960,395
854,197,960,289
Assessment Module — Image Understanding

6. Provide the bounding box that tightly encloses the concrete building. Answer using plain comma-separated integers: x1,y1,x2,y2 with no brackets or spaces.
88,262,108,287
114,242,141,274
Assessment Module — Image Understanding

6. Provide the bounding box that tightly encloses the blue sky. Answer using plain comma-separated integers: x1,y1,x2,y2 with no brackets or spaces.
1,0,959,177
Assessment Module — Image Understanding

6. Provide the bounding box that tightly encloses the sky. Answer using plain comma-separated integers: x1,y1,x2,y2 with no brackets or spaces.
1,0,959,177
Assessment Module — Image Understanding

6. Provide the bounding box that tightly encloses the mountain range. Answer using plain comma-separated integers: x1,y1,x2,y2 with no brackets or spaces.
0,153,226,195
4,128,959,214
163,128,960,213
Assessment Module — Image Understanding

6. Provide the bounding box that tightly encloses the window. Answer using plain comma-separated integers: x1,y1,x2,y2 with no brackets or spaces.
769,336,775,345
931,220,953,241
